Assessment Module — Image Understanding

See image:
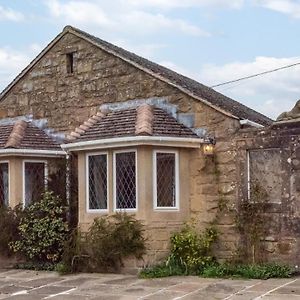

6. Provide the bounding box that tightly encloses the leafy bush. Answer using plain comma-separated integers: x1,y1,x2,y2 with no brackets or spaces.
60,213,146,273
140,222,218,278
201,263,293,279
0,205,23,257
10,191,69,263
169,223,218,274
58,228,88,274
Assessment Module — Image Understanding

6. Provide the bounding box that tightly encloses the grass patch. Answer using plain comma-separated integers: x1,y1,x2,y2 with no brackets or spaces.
139,262,293,280
201,263,293,279
15,262,57,271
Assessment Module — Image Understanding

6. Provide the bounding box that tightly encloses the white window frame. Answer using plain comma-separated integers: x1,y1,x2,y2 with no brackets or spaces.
0,161,9,207
153,150,180,211
113,149,138,212
86,152,109,213
22,160,48,208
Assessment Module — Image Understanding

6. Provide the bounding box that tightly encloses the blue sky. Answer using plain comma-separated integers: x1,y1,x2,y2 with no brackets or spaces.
1,0,300,119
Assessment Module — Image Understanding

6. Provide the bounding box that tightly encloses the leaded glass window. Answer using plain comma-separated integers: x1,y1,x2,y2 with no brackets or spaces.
24,161,46,207
154,151,178,209
0,163,8,207
115,151,136,210
88,154,108,210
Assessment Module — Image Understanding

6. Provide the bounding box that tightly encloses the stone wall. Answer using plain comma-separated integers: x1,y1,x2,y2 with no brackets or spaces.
0,31,242,262
235,121,300,266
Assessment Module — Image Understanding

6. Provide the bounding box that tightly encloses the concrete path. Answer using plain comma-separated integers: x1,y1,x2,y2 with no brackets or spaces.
0,269,299,299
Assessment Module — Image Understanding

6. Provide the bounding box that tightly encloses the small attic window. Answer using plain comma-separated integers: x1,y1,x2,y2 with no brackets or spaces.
66,52,74,74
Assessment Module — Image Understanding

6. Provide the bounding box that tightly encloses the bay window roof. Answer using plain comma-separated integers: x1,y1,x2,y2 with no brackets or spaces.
0,120,65,156
63,104,204,151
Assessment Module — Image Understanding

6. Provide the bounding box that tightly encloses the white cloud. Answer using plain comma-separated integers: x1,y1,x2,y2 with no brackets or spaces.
197,56,300,119
124,0,244,9
46,0,115,27
255,0,300,18
120,11,210,37
0,48,32,91
0,6,24,22
45,0,210,37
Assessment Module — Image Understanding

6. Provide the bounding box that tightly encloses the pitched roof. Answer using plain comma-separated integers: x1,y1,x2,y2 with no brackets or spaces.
0,120,62,151
67,104,199,143
0,25,273,127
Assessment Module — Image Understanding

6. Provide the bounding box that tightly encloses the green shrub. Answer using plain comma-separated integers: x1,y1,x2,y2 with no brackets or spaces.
0,205,23,257
169,223,218,274
58,228,85,274
86,213,146,272
140,223,218,278
10,191,69,263
60,213,146,273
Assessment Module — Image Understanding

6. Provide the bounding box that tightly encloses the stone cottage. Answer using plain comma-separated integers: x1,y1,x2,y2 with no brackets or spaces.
0,25,275,265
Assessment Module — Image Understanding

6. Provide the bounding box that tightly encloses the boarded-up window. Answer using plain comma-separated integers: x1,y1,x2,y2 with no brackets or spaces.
248,149,282,203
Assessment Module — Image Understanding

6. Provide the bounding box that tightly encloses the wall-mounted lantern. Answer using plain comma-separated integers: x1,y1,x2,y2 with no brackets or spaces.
202,143,215,156
202,137,216,156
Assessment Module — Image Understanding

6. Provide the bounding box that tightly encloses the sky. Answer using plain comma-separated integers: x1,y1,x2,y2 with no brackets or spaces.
1,1,300,120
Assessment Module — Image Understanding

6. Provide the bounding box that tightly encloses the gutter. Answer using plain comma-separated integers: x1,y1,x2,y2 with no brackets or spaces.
0,149,66,157
61,136,204,152
240,119,264,128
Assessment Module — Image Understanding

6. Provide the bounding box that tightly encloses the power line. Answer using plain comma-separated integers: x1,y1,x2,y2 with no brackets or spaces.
210,61,300,88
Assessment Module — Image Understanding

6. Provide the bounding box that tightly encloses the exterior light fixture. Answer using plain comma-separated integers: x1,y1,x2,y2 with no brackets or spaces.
202,137,216,156
202,143,215,156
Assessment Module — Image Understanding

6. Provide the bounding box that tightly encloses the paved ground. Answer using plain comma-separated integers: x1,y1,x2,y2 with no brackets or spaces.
0,269,299,299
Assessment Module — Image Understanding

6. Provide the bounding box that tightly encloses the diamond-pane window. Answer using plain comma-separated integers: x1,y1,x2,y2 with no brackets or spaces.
0,163,9,207
115,151,136,210
154,152,178,208
24,161,46,207
88,154,108,210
